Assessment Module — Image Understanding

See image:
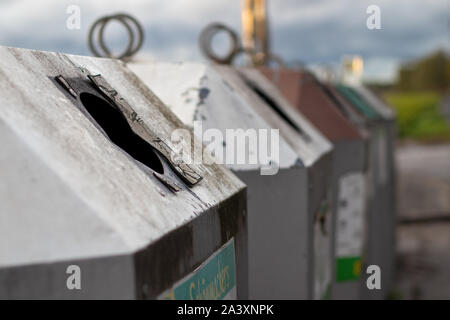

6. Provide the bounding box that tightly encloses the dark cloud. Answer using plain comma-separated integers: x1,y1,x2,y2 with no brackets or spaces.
0,0,447,81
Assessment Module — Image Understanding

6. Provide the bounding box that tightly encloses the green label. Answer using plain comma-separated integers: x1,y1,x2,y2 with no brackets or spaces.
159,239,236,300
336,256,362,282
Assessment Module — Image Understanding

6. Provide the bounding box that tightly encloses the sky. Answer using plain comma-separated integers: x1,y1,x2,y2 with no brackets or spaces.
0,0,448,83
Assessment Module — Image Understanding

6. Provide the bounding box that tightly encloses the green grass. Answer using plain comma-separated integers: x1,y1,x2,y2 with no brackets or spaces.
383,91,450,141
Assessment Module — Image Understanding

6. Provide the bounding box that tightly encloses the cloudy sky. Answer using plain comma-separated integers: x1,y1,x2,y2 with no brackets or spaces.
0,0,448,82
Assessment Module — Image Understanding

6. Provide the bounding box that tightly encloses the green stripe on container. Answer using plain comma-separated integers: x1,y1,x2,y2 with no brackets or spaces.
172,240,236,300
336,85,380,120
336,256,361,282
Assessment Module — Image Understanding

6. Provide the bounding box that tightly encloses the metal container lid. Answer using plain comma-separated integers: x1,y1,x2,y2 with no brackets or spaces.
320,84,370,139
236,67,333,163
0,47,245,269
351,85,396,121
128,61,332,170
335,84,381,121
256,68,365,142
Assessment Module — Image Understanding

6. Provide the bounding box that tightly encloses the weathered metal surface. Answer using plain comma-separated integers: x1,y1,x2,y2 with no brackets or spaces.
319,83,382,299
235,68,332,167
128,61,333,299
311,81,396,300
259,67,302,108
236,67,334,300
0,46,247,299
351,85,397,299
256,67,369,299
257,68,362,140
320,84,369,136
129,62,302,171
334,84,396,300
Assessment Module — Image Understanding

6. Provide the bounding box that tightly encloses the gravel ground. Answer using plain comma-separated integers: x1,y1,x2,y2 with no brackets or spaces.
394,142,450,299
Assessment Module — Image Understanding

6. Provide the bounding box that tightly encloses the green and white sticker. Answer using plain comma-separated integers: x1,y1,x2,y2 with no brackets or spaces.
335,172,366,282
159,238,236,300
314,198,332,300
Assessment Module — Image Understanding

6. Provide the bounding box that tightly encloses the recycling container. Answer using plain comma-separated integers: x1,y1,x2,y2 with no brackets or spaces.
0,47,247,300
128,61,333,299
255,68,369,299
350,85,396,298
335,84,396,300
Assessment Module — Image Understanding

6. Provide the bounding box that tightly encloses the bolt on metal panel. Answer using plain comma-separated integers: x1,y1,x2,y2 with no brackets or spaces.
257,68,370,299
0,46,247,300
335,84,396,300
128,61,333,299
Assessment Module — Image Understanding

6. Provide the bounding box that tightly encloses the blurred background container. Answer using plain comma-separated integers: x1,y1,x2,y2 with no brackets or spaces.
0,0,448,299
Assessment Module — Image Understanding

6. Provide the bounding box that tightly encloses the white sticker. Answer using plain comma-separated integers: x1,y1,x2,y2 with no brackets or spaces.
336,172,366,257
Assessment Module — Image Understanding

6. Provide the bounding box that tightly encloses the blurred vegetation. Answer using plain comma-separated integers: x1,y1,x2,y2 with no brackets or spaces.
379,50,450,141
396,50,449,92
384,91,450,141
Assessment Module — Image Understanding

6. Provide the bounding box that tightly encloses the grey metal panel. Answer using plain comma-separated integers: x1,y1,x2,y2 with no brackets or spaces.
0,256,135,299
353,87,396,295
236,68,335,299
352,86,396,300
384,122,397,293
134,188,247,299
306,150,333,299
228,67,334,300
364,123,396,300
0,118,131,268
337,121,391,300
0,47,247,299
237,168,308,299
